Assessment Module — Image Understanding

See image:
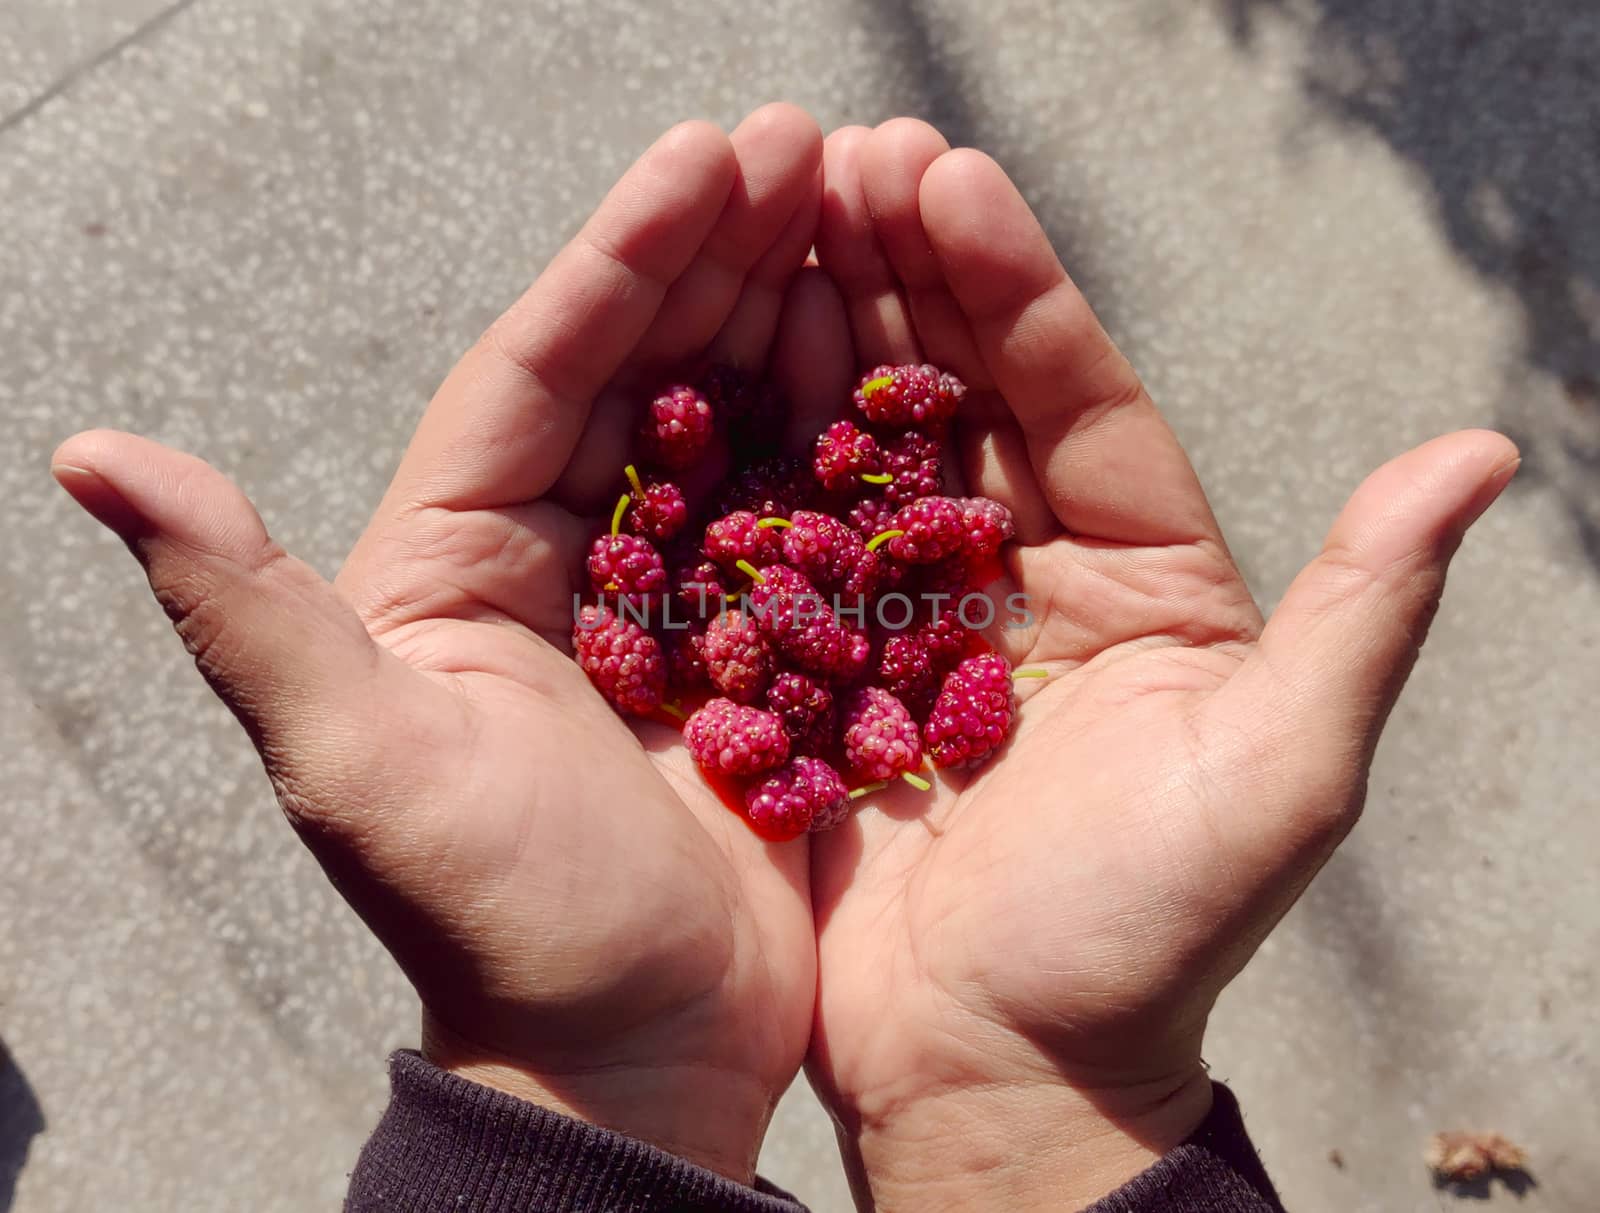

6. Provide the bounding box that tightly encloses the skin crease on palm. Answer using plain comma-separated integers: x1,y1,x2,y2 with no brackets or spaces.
50,105,1518,1208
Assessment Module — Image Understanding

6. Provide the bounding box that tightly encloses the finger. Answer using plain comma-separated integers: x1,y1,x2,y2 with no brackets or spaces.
551,106,821,512
637,103,823,366
705,156,824,369
857,123,1052,539
51,430,406,833
391,121,738,512
768,267,856,454
1222,430,1519,837
544,381,640,515
858,119,987,388
551,189,836,511
955,392,1060,545
919,149,1222,547
815,126,920,367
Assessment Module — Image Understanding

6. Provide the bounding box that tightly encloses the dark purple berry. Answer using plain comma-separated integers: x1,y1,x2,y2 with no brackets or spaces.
714,456,812,520
766,672,836,756
878,634,939,718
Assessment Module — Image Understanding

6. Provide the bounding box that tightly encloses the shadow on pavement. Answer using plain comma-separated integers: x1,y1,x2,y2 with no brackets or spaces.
851,0,1138,374
1216,0,1600,573
0,1040,45,1212
1433,1168,1539,1201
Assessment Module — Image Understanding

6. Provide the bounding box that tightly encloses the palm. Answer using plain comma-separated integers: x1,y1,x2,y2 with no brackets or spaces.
813,515,1268,1096
319,581,811,1089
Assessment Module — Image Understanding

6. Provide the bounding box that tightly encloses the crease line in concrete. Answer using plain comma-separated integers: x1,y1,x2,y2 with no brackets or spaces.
0,0,205,138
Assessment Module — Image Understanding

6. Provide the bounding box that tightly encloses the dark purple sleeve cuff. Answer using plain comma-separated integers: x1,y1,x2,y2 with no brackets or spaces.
345,1051,806,1212
348,1054,1278,1213
1085,1083,1284,1212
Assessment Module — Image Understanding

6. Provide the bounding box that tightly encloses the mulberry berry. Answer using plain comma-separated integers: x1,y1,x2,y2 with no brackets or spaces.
854,364,965,427
841,686,923,781
588,533,668,599
924,653,1016,769
744,756,851,836
715,456,812,521
644,385,714,469
684,698,791,776
573,604,665,716
813,421,882,492
704,511,783,571
626,478,689,542
766,672,836,756
879,430,943,506
702,609,772,704
748,565,870,683
779,511,867,591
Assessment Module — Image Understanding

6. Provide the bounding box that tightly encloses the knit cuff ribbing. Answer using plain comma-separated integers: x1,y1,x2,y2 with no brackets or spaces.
345,1050,805,1212
1084,1082,1284,1213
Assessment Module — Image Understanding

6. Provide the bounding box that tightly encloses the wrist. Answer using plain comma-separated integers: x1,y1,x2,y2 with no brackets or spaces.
838,1068,1213,1211
422,1013,777,1184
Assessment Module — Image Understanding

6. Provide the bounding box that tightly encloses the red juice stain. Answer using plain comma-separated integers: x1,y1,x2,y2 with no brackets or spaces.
698,766,805,842
965,553,1005,589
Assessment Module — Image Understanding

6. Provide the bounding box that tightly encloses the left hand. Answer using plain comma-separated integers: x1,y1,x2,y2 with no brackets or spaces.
797,119,1517,1210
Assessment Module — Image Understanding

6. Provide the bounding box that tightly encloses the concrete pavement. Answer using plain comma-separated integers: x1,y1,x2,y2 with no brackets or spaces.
3,2,1597,1209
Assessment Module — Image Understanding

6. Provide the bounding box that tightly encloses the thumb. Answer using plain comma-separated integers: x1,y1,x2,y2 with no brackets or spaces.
1225,429,1519,832
51,429,388,828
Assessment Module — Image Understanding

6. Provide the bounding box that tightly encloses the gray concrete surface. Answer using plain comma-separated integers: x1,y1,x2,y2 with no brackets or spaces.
2,1,1597,1210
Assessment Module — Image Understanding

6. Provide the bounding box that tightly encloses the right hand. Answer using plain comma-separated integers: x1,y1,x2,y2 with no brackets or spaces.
51,105,826,1183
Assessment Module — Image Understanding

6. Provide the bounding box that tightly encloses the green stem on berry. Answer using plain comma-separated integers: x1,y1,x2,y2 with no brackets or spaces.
901,772,932,792
859,472,894,486
1013,668,1049,679
865,528,904,552
756,517,793,530
848,781,889,801
735,559,766,585
611,493,631,537
624,463,645,498
861,374,894,397
659,701,687,722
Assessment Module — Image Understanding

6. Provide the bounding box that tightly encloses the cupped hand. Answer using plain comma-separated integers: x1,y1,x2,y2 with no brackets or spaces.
800,120,1518,1210
52,105,827,1182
